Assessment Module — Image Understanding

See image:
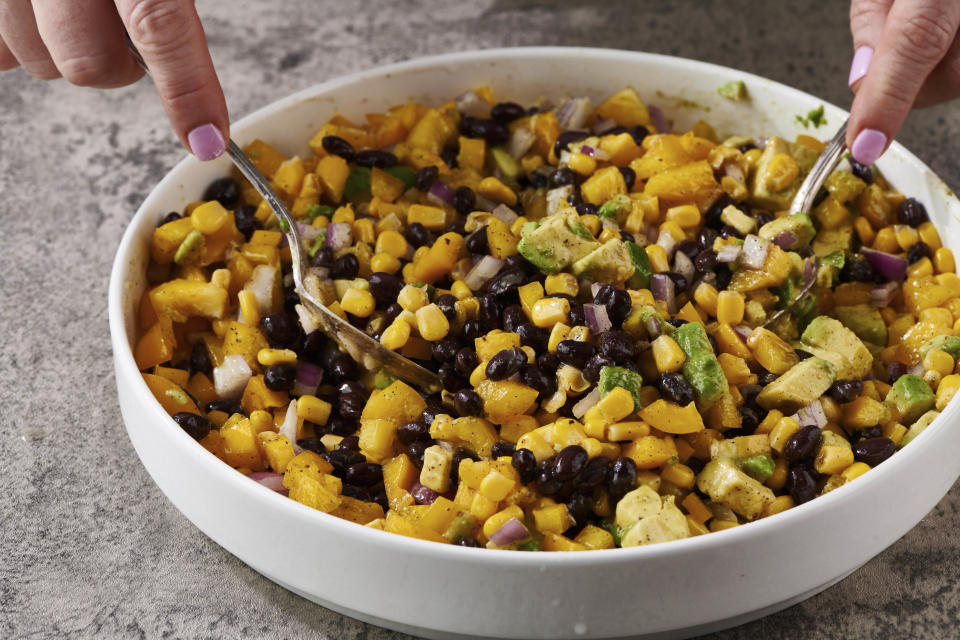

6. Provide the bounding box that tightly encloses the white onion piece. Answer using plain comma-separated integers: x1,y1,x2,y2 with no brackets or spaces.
580,145,611,161
325,223,353,252
601,217,620,231
248,472,287,495
296,304,318,334
591,282,604,298
740,234,770,269
723,163,745,184
491,204,519,224
908,363,925,377
651,274,676,314
489,517,531,546
455,90,490,117
716,244,743,263
464,255,504,290
572,387,602,419
546,185,573,215
475,194,498,212
649,105,670,133
733,325,752,342
673,251,695,286
556,97,592,130
592,117,617,134
278,400,298,443
296,223,323,244
213,354,252,399
656,230,678,260
244,264,278,315
509,126,536,159
871,281,899,307
583,304,612,334
793,401,827,428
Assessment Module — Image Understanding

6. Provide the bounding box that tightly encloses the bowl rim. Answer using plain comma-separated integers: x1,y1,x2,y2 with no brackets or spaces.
109,45,960,567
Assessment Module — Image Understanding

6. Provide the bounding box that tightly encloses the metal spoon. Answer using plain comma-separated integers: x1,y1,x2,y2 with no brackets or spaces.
762,120,847,329
127,40,441,391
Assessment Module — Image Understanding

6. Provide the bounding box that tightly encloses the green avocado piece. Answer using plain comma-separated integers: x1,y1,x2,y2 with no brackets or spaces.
755,357,836,414
748,136,819,210
490,147,520,180
625,241,653,290
919,335,960,361
674,321,713,356
517,210,601,274
831,304,888,346
801,316,874,379
597,194,633,223
758,213,815,249
174,229,206,265
385,166,416,190
718,80,747,101
571,239,636,284
824,169,867,204
674,322,728,405
443,512,479,543
812,224,854,258
899,409,940,448
599,366,644,410
344,166,371,202
739,455,775,483
886,374,935,424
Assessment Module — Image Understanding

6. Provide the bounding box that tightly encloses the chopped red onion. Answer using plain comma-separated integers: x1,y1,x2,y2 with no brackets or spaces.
248,472,288,495
716,244,742,263
296,223,323,244
489,517,531,546
592,117,616,134
454,90,490,117
861,248,908,282
213,354,252,399
278,400,298,443
591,282,604,298
649,105,671,133
492,204,519,224
584,304,612,335
580,145,610,161
572,387,602,419
772,232,797,250
673,251,695,285
645,314,665,338
908,363,925,377
740,234,770,269
657,230,677,260
647,226,659,243
427,180,455,206
509,126,536,159
293,362,323,397
651,274,676,314
325,223,353,252
464,255,504,290
871,281,899,307
411,482,440,505
803,257,817,282
555,97,592,130
801,401,828,428
733,325,752,342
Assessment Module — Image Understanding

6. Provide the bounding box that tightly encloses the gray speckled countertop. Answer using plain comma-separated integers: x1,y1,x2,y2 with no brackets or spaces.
2,1,959,638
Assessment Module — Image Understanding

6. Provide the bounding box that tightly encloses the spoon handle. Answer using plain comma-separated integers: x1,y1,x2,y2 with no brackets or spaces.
789,120,848,215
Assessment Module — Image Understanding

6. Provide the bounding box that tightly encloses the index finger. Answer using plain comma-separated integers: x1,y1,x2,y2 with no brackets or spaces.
115,0,229,159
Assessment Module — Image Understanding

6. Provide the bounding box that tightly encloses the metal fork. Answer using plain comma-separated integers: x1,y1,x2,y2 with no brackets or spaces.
127,39,441,391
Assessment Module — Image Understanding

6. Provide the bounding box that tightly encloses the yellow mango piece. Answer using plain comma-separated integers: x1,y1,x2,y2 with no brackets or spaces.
728,244,793,292
222,321,269,371
643,160,720,209
406,108,459,155
638,400,705,434
580,166,627,206
316,154,350,203
486,217,519,259
594,87,651,128
150,217,196,265
148,279,229,323
244,139,287,178
361,380,427,425
622,435,678,469
475,380,539,422
413,232,465,284
142,372,199,416
241,375,289,414
384,512,447,543
135,316,177,370
370,167,406,202
330,495,386,525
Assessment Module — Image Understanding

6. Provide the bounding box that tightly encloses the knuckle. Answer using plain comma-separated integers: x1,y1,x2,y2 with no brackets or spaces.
126,0,192,53
159,77,209,113
58,52,114,87
899,11,955,62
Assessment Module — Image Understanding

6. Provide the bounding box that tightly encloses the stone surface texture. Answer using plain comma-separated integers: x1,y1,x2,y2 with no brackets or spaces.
2,1,959,638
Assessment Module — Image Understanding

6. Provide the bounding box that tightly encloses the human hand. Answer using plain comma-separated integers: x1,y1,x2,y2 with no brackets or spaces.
0,0,229,160
847,0,960,165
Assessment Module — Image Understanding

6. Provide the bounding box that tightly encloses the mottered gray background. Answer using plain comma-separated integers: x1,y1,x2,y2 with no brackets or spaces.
1,1,958,638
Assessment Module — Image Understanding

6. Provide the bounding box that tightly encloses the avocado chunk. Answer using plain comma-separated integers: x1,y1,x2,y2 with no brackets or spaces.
443,512,479,543
517,209,601,274
674,322,728,405
696,457,775,521
919,335,960,361
886,374,935,424
597,194,632,224
571,239,636,284
899,409,940,448
748,136,819,210
625,241,653,290
824,169,867,204
718,80,747,101
812,223,854,257
490,147,520,181
791,343,857,380
755,357,836,414
598,366,643,410
758,213,816,249
832,304,888,346
739,455,776,483
800,316,873,379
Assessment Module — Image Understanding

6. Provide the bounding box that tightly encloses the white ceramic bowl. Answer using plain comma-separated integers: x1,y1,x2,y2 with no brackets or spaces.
110,47,960,640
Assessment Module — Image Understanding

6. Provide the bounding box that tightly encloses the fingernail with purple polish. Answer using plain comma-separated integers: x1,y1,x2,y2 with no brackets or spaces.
848,46,873,87
188,123,225,161
851,128,887,166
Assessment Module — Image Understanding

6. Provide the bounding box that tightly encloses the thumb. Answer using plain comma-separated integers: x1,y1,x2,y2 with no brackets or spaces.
115,0,229,160
846,0,960,164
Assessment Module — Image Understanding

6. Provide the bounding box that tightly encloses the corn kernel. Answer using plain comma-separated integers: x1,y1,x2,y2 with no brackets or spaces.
412,246,430,262
936,373,960,411
257,348,298,366
415,303,450,341
853,216,875,245
923,348,954,378
873,227,899,253
651,335,686,373
450,279,472,300
717,353,751,385
598,227,620,243
341,287,376,318
659,220,686,242
606,421,650,441
510,216,529,237
764,153,799,191
646,244,670,273
297,395,332,425
380,318,411,350
686,517,710,536
694,282,719,317
918,221,942,250
894,224,920,251
580,214,601,236
353,218,375,245
716,290,745,325
770,417,800,454
923,369,942,391
841,461,871,482
238,289,261,327
482,505,525,539
934,247,955,274
477,176,518,205
882,421,908,445
375,230,408,258
665,204,701,229
401,262,417,284
211,268,231,290
747,327,798,375
479,470,516,502
567,152,597,176
710,519,740,532
907,257,934,278
919,307,953,327
532,298,571,329
544,273,579,297
660,463,695,489
371,252,401,274
331,205,355,224
680,492,713,524
761,495,795,518
469,362,487,387
398,284,429,311
568,325,591,342
470,493,499,521
815,444,854,475
765,457,788,490
407,204,447,231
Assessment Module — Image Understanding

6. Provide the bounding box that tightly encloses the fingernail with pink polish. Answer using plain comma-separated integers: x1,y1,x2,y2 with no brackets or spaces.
848,46,873,86
851,128,887,165
188,123,225,161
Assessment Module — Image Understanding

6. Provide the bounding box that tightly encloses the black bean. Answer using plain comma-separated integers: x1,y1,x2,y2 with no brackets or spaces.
438,362,468,392
740,406,761,434
440,148,458,169
452,186,476,215
784,425,822,462
787,465,817,504
853,437,896,466
657,372,695,406
205,398,242,415
355,149,397,168
535,460,562,496
757,371,777,386
172,412,212,440
629,125,649,145
719,224,741,239
556,340,597,369
568,301,585,327
405,222,434,248
189,342,212,375
338,391,366,421
521,364,555,397
429,337,459,364
754,210,775,228
537,351,561,371
396,421,429,446
328,353,356,382
887,362,907,384
516,323,548,352
452,347,479,379
607,457,637,497
618,166,636,191
697,227,718,250
462,319,483,343
512,448,538,484
582,354,615,384
297,438,326,454
599,330,636,362
311,245,334,268
553,130,590,158
501,305,526,333
840,255,875,283
421,400,445,427
341,484,370,501
459,116,509,144
741,383,762,405
233,205,259,240
321,135,355,161
453,389,483,417
907,241,932,264
576,202,598,217
345,462,383,487
491,101,526,123
260,312,300,348
594,284,632,327
504,254,531,273
157,211,181,227
620,231,636,243
430,293,456,321
828,379,863,404
566,492,593,523
478,294,502,331
407,440,432,468
577,457,610,490
674,240,698,260
264,363,297,392
202,177,240,208
330,254,359,280
372,489,389,511
457,537,481,547
415,165,439,192
465,229,489,254
665,271,688,292
694,249,718,273
549,167,576,188
487,268,526,299
795,349,814,361
704,194,734,229
897,197,929,227
486,348,527,380
849,159,874,184
368,272,404,307
383,303,403,325
491,441,516,459
337,436,361,452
